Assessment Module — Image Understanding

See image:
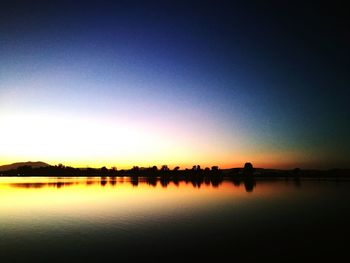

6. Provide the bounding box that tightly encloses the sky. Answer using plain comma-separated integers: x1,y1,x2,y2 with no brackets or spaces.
0,1,349,169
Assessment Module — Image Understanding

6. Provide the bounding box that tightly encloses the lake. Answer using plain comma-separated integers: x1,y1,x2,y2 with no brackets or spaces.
0,177,349,262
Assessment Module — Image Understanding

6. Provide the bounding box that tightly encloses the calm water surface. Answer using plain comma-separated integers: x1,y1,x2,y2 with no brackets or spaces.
0,177,349,262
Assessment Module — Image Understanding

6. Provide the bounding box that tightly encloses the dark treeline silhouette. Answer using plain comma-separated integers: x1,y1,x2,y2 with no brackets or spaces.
1,163,223,178
8,162,347,193
1,162,349,182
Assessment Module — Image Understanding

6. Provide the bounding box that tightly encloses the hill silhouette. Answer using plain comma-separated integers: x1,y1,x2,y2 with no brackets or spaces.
0,161,50,172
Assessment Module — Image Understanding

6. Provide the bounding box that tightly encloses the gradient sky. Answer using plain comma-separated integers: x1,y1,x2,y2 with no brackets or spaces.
0,1,349,169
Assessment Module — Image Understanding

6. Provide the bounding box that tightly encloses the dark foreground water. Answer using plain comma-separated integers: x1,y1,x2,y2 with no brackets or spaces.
0,177,349,262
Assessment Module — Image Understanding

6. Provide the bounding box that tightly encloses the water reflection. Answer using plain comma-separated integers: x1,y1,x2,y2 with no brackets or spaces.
10,182,75,189
1,176,349,262
5,176,260,192
100,176,108,186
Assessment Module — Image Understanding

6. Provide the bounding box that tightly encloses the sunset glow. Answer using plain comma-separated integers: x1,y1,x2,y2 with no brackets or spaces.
0,110,315,169
0,2,350,263
0,1,349,169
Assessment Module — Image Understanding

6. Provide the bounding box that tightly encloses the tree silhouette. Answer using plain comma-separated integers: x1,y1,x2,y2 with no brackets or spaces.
160,165,169,171
17,165,32,172
243,162,254,177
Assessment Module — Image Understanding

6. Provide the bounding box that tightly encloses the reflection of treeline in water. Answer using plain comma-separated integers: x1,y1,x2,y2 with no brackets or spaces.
8,175,256,192
10,182,75,189
8,177,257,192
1,162,349,180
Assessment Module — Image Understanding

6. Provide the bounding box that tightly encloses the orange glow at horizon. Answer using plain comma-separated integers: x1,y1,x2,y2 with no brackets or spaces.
0,111,319,170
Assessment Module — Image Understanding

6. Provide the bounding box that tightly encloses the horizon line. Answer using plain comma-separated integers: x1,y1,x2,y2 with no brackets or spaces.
1,161,349,171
